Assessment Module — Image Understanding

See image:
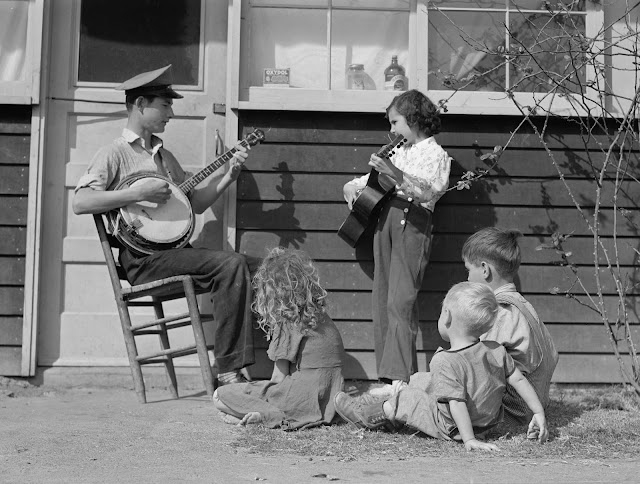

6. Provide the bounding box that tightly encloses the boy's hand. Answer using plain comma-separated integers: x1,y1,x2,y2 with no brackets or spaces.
464,438,501,452
527,413,548,443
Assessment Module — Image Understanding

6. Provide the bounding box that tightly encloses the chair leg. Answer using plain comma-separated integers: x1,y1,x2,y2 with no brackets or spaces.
116,303,147,404
152,299,179,399
183,278,216,397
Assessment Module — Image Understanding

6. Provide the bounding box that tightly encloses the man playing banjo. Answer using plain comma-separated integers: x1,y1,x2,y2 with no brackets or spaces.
73,65,256,386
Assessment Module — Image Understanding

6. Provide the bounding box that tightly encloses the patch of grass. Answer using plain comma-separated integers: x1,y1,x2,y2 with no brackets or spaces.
227,384,640,461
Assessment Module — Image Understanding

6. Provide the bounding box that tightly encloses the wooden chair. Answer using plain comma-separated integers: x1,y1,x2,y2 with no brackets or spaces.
93,214,216,403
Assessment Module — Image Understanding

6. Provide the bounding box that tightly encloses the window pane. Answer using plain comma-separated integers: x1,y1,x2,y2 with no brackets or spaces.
428,11,506,91
510,12,586,92
78,0,201,85
0,0,29,82
331,10,409,90
246,8,327,89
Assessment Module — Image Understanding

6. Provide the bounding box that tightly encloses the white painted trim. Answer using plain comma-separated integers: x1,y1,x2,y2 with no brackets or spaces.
21,0,49,377
0,94,31,104
28,0,45,103
407,0,417,91
227,0,241,109
21,107,43,376
224,0,243,252
415,0,428,91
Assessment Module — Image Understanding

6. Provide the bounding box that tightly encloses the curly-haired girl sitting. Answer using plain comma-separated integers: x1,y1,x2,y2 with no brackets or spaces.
213,247,345,429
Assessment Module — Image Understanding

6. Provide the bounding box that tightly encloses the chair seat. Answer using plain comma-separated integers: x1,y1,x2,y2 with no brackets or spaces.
122,274,209,301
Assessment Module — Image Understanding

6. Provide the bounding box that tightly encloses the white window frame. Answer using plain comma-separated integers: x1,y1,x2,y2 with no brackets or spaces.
231,0,605,115
0,0,44,104
418,0,605,116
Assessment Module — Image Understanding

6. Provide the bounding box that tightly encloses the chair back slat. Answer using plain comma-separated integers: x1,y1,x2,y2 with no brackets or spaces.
93,214,128,291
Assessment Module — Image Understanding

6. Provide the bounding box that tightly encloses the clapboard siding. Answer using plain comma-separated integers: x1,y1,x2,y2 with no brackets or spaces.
0,106,30,375
239,174,639,208
238,203,637,236
238,231,640,265
252,322,637,353
323,292,635,324
249,144,636,179
237,111,639,384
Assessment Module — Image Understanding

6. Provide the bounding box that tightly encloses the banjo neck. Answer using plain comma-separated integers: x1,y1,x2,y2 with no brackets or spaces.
177,132,259,193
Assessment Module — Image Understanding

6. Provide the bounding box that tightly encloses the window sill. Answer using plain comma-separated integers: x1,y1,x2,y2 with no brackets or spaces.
235,86,598,117
0,94,33,105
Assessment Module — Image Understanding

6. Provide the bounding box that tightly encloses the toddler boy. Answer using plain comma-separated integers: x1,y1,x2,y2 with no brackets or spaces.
462,227,559,423
334,282,548,451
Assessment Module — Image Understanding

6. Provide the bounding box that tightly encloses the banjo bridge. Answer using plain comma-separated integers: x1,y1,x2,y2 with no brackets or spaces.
128,219,143,231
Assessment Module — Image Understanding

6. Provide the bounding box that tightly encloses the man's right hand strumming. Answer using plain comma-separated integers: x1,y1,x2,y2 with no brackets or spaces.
136,178,171,204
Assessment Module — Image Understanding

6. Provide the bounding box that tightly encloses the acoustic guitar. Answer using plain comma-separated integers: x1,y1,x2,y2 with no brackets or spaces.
108,129,265,255
337,135,406,247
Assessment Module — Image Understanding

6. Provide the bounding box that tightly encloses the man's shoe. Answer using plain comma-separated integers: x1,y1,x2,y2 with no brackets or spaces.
334,392,390,430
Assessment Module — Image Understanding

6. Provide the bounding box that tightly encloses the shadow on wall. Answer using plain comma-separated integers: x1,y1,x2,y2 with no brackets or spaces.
238,161,307,253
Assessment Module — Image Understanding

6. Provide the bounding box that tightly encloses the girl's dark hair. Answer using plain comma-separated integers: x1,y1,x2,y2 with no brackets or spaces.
386,89,441,136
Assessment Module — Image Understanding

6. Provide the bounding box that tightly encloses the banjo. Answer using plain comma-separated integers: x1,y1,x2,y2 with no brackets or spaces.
108,129,265,255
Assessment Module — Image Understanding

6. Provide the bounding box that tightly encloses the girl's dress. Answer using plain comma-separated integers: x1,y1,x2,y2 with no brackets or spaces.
216,313,345,430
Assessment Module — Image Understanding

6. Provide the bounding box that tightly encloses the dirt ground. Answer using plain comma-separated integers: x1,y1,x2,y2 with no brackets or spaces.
1,377,639,484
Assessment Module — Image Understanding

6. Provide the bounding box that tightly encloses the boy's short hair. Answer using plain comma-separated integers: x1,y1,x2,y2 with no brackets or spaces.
125,94,158,111
461,227,522,278
444,282,499,337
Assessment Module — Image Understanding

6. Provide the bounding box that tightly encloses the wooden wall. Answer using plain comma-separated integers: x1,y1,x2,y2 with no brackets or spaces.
236,110,639,384
0,106,30,375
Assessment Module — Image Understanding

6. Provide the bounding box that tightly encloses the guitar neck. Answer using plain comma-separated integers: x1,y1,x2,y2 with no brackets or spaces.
178,138,251,193
377,135,404,159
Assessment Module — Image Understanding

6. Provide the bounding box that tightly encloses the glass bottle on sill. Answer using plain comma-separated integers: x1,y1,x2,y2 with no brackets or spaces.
384,55,407,91
346,63,366,90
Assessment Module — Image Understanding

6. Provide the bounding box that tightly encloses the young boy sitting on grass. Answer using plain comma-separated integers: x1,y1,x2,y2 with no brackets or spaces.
334,282,549,451
462,227,559,424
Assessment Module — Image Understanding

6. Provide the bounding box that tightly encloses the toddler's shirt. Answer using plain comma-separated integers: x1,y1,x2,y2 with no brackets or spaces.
431,340,516,433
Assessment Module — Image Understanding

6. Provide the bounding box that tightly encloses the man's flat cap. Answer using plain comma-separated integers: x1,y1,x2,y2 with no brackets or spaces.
116,65,183,99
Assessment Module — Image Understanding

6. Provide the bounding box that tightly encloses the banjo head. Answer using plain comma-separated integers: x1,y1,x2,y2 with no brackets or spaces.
120,177,193,244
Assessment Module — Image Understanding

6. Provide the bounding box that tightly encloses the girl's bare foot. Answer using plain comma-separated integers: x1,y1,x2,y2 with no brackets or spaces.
240,412,263,425
219,412,242,425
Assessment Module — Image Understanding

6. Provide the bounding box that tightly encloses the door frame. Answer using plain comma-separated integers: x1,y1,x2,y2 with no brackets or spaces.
21,0,47,376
